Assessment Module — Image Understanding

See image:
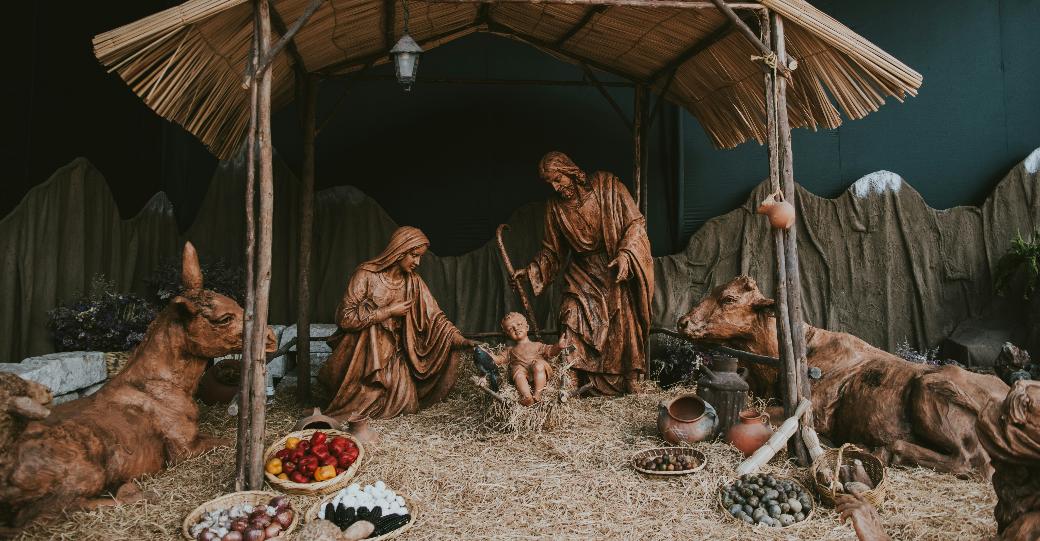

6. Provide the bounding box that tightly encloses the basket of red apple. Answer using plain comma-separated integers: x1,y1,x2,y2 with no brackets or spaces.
263,429,364,495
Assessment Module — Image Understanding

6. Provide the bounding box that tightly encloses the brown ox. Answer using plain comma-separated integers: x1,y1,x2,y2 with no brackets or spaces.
0,242,275,526
677,275,1008,477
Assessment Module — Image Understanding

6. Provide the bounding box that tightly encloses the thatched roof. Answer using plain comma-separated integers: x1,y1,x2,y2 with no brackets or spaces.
93,0,922,159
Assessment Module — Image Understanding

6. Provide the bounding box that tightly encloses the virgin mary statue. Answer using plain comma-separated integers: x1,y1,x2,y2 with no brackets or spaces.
320,226,476,420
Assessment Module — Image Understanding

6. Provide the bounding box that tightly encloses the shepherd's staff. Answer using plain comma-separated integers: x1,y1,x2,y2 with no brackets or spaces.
496,224,541,339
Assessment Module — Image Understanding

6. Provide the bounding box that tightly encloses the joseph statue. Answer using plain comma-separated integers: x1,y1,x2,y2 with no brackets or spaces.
512,151,654,396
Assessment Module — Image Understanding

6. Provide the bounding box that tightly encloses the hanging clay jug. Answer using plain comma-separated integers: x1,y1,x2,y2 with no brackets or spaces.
657,394,718,445
725,409,774,457
756,188,796,229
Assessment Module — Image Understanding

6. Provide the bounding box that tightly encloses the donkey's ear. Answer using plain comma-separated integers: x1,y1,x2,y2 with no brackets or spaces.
170,295,199,319
182,242,204,292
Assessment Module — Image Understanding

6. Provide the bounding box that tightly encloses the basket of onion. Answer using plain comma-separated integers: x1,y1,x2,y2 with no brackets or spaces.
264,428,364,495
182,492,297,541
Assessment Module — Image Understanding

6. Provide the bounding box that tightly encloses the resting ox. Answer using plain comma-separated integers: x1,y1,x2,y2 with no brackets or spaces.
0,242,275,526
677,275,1008,477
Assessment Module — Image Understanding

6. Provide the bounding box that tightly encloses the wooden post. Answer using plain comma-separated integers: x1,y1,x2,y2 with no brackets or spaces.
632,85,645,207
239,0,276,490
773,13,815,452
296,74,318,406
234,7,263,491
760,9,808,465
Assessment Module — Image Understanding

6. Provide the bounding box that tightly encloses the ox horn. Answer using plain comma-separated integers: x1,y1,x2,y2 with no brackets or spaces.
182,242,204,292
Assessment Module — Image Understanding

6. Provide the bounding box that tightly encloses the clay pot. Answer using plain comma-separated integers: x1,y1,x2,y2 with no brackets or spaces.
725,409,774,456
196,358,240,405
293,407,344,431
348,417,379,446
756,189,796,229
657,394,718,445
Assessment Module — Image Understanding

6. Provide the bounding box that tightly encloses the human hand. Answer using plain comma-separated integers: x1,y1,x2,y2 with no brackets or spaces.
386,300,413,318
608,255,631,283
510,268,528,284
456,337,480,349
835,494,891,541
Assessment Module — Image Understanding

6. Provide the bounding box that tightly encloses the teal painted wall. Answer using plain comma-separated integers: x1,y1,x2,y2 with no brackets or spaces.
680,0,1040,241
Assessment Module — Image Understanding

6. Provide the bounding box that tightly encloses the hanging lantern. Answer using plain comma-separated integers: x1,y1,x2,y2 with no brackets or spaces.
391,0,422,91
391,33,422,91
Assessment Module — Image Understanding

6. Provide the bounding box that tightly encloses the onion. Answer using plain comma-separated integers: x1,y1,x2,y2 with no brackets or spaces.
268,496,289,511
264,524,282,538
243,528,265,541
250,514,272,528
230,519,249,533
221,532,243,541
197,529,218,541
273,510,293,528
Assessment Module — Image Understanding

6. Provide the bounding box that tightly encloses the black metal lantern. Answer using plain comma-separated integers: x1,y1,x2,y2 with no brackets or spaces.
391,0,422,91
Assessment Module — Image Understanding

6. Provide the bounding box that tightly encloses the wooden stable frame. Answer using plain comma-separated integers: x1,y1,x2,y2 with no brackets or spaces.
224,1,818,490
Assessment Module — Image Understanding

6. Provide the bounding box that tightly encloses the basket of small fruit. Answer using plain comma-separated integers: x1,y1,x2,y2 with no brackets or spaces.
183,492,297,541
306,481,416,541
631,447,706,475
718,474,815,528
263,428,363,495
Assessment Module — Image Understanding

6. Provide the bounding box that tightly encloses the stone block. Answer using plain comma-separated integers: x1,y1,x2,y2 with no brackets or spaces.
0,351,106,396
274,323,337,377
51,391,81,405
82,381,107,396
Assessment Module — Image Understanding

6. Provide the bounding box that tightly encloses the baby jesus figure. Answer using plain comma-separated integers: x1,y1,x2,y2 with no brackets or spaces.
489,312,570,406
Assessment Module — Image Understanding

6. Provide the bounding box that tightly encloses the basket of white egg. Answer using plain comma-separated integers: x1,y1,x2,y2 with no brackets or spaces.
305,481,415,540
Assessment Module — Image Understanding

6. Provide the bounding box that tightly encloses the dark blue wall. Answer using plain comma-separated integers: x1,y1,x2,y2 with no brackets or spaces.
680,0,1040,239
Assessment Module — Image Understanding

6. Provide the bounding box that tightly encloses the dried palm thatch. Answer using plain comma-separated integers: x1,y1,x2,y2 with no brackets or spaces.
92,0,921,159
15,361,995,541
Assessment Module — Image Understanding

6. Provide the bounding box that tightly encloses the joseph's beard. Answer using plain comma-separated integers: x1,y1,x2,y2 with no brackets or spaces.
558,187,577,200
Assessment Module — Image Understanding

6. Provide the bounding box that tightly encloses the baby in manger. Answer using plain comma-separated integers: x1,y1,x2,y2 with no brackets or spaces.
488,312,570,406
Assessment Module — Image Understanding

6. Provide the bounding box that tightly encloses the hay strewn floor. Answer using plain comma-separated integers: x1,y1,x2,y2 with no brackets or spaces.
16,366,998,541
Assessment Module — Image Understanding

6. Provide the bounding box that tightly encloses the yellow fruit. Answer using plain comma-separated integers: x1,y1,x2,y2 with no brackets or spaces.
265,458,283,475
285,437,301,450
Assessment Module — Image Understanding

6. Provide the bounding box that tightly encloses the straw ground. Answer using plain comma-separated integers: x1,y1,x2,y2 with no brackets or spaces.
16,363,996,540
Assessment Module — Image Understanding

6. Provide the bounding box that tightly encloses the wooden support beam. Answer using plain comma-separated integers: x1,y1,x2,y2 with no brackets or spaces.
242,0,323,89
475,2,491,25
580,62,632,132
234,12,261,493
555,5,607,46
429,0,766,9
251,0,276,489
709,0,792,78
487,21,642,84
296,74,318,406
384,0,396,48
269,2,309,74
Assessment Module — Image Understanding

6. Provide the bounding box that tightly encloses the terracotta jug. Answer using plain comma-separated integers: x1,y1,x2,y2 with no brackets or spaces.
725,409,774,456
756,188,796,229
657,394,718,445
349,417,379,446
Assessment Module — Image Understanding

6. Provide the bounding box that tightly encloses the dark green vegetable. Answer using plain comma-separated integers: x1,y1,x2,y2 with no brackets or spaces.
369,514,411,537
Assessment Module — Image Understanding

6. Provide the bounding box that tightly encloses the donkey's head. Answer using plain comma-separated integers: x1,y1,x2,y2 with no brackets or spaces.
171,242,275,358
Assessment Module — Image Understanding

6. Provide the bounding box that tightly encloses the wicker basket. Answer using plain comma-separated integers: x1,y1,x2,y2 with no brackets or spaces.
181,490,299,540
717,478,816,529
305,491,417,541
631,447,707,476
263,428,364,496
810,443,888,508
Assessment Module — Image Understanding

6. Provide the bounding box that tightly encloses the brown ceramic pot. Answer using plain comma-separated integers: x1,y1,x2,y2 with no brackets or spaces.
294,407,345,431
657,394,718,445
725,409,774,456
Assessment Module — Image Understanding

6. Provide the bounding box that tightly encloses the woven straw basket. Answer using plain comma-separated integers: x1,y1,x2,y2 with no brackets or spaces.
181,490,299,540
810,443,888,507
717,477,815,529
631,447,707,476
306,492,417,541
263,429,364,496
